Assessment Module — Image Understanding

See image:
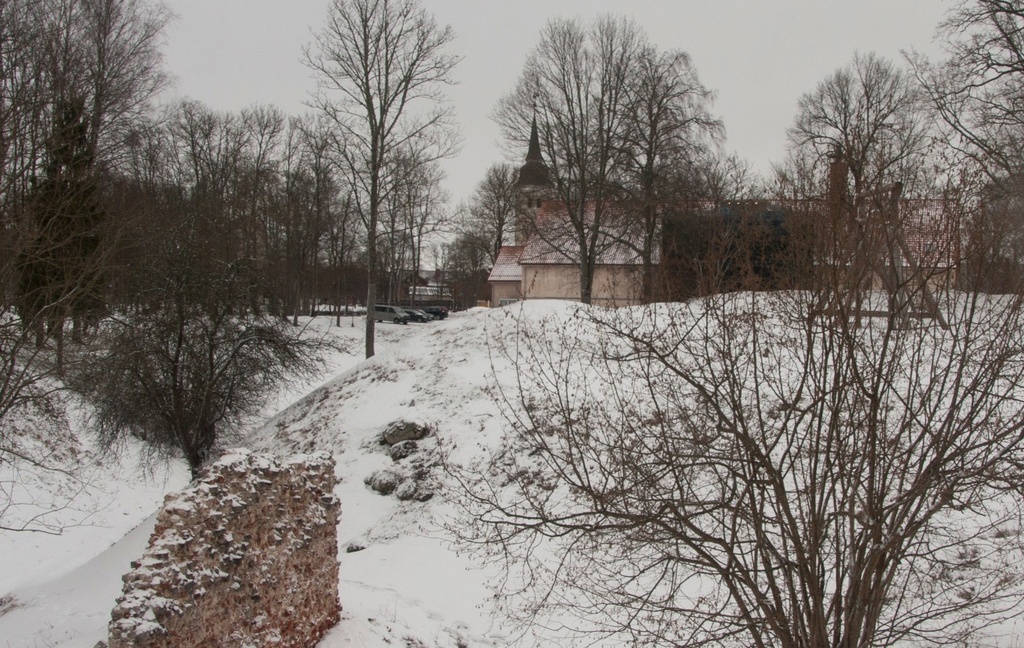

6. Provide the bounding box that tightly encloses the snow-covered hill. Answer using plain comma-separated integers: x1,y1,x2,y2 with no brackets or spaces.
0,304,564,647
246,304,567,647
3,299,1023,647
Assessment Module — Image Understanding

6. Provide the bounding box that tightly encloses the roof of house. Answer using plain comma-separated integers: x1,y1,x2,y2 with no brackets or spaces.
519,202,649,266
487,246,525,282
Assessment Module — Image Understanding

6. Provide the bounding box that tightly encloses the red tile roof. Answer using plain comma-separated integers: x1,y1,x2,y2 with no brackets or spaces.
487,246,525,282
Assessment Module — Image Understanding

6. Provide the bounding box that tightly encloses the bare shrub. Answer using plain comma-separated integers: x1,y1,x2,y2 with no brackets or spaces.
453,269,1024,646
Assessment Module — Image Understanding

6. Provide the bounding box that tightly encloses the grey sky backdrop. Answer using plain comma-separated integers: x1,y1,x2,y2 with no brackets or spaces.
161,0,950,205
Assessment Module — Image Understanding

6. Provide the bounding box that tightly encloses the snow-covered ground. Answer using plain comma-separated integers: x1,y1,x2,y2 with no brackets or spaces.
0,306,536,647
2,300,1023,647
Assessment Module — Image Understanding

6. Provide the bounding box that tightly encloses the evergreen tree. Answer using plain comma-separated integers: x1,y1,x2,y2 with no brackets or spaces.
18,96,105,349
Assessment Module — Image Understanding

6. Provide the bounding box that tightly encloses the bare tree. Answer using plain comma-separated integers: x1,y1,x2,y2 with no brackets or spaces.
619,44,722,301
693,151,761,202
468,163,519,264
9,0,169,345
164,100,251,270
17,95,107,363
442,231,489,309
1,0,49,214
278,113,329,325
911,1,1024,283
294,114,351,324
322,186,361,326
237,104,285,280
495,15,644,305
956,166,1024,292
306,0,459,358
453,194,1024,645
0,0,169,531
403,161,448,308
77,0,171,167
72,217,329,480
0,245,75,533
912,0,1024,178
788,53,933,200
375,152,442,304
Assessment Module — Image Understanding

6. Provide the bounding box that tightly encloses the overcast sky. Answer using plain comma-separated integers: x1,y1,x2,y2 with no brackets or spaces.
161,0,950,205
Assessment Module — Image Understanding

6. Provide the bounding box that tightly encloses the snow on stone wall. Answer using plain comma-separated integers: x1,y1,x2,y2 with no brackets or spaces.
107,450,340,648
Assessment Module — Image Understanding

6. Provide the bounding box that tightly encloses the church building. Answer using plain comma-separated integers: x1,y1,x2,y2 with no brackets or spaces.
487,119,647,307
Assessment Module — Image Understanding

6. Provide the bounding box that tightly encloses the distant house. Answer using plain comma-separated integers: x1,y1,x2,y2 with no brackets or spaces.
402,269,452,306
489,245,525,306
487,119,647,307
516,204,648,306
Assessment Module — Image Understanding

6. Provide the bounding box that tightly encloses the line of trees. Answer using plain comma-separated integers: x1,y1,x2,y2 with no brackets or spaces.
1,0,176,524
1,0,466,493
110,102,368,323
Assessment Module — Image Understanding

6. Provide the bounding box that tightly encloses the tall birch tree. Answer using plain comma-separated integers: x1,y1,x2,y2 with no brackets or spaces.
306,0,459,358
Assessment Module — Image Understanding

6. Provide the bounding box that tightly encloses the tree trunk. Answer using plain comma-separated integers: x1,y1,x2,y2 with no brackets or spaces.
365,198,379,358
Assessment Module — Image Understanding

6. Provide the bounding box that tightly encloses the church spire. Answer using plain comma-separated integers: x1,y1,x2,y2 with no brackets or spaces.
526,114,543,162
516,112,550,188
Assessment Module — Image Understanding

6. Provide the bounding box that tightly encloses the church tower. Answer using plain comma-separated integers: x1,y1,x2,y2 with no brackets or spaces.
513,115,552,245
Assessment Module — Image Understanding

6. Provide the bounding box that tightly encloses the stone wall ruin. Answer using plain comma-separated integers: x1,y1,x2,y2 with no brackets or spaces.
107,450,340,648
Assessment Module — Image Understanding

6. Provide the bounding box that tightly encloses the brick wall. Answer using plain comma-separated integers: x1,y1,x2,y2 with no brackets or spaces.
107,450,340,648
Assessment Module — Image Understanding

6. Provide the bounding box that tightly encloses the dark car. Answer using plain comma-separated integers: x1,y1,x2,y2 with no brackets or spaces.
404,308,433,323
423,306,448,320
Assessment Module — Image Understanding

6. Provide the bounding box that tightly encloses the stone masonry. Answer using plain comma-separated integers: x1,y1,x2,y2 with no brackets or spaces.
107,450,340,648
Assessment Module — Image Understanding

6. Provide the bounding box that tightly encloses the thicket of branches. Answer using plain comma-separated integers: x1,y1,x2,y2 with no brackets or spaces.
455,165,1024,645
451,3,1024,647
0,0,173,527
457,269,1024,647
70,220,327,479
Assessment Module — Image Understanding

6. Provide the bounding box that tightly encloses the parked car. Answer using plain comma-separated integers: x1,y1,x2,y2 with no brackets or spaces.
404,308,434,323
423,306,448,320
370,304,409,324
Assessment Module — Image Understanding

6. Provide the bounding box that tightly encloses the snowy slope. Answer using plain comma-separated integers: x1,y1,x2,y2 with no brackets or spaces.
0,305,553,647
0,317,362,646
0,451,189,646
246,305,558,647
